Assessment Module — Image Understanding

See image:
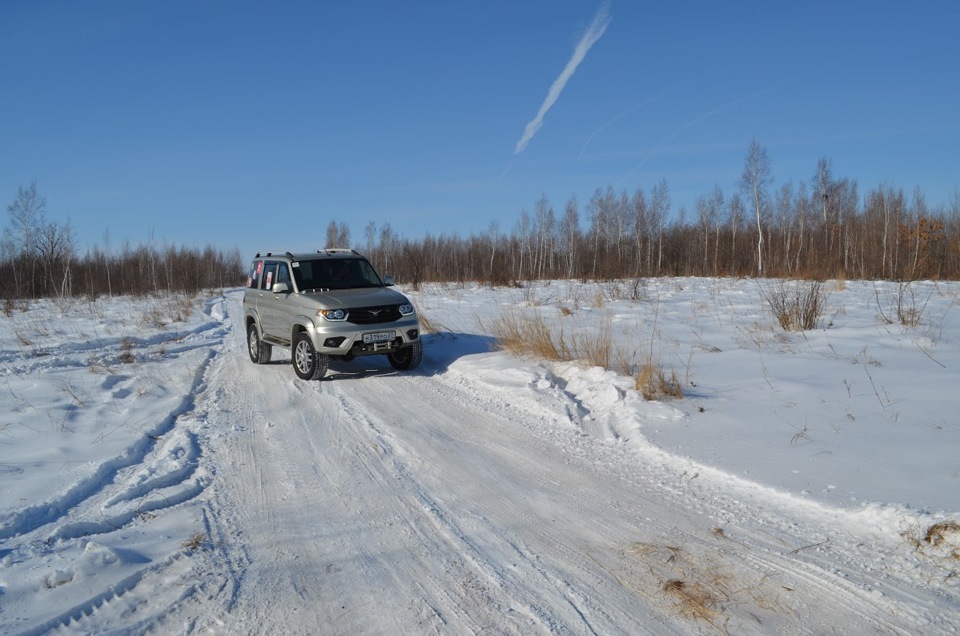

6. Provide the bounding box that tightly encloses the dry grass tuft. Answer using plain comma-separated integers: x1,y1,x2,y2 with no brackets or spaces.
3,298,20,317
622,540,736,630
417,309,437,334
483,308,567,361
599,532,796,631
924,520,960,548
572,320,613,369
119,338,136,364
416,308,449,336
902,518,960,564
833,272,847,291
662,578,723,624
483,305,684,401
635,357,684,401
182,532,206,551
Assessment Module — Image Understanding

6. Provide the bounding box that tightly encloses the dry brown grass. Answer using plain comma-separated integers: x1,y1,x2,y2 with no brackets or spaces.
484,306,685,401
483,308,568,361
662,578,724,624
572,320,612,369
622,541,734,630
416,308,444,335
902,518,960,564
924,520,960,548
182,532,205,551
833,272,847,291
635,357,684,401
119,337,136,364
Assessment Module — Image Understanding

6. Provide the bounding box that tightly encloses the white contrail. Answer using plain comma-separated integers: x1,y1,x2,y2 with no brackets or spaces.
514,2,611,154
616,84,778,186
578,90,668,159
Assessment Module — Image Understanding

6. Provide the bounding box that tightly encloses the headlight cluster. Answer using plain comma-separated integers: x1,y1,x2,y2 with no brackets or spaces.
318,308,348,321
399,303,415,316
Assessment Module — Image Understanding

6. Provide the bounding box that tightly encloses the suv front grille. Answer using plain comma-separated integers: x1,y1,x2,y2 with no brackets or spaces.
348,304,402,325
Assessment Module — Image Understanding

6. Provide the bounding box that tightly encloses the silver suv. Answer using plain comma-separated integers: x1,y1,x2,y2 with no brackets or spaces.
242,249,423,380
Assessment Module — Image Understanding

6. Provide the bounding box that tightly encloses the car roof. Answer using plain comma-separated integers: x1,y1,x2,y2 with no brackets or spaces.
254,249,365,261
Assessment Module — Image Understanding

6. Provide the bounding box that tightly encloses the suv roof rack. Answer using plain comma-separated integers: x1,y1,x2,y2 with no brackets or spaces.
254,251,295,259
317,248,359,255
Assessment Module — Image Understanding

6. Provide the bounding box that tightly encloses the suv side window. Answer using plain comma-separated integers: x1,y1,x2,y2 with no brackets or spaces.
276,262,291,287
260,261,279,291
247,260,262,289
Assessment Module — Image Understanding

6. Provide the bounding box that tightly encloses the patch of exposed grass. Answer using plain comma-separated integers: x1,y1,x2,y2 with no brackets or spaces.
635,356,684,401
416,308,450,336
139,293,198,329
572,320,613,370
924,520,960,548
119,338,136,364
902,518,960,565
484,305,684,401
481,308,568,361
662,578,723,624
182,532,206,551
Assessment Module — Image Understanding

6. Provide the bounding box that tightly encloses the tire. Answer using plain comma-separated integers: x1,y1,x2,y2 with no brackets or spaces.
247,323,272,364
387,339,423,371
293,332,328,380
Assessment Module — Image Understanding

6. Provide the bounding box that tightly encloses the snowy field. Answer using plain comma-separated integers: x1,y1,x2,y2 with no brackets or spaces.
1,278,958,634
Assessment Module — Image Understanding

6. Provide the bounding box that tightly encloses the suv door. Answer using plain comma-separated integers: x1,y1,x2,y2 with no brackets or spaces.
258,260,295,342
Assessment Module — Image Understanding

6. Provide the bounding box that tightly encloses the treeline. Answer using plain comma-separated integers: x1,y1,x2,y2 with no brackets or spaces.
1,182,245,300
5,140,960,299
359,146,960,287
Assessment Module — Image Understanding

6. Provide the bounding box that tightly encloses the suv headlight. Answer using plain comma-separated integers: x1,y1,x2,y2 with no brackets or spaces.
318,308,348,321
399,303,415,316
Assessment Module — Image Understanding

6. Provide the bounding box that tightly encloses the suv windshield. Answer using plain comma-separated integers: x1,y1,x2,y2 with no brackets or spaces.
292,258,384,291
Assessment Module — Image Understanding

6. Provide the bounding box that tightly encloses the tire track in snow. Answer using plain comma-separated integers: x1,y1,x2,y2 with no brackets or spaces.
164,292,959,635
323,371,667,634
0,345,217,541
344,362,951,634
0,294,231,635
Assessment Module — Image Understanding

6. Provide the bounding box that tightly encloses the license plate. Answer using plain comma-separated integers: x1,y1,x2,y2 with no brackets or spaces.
362,331,393,344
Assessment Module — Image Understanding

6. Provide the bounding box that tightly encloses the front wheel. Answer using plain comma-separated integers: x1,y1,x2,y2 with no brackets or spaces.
248,323,272,364
293,332,328,380
387,339,423,371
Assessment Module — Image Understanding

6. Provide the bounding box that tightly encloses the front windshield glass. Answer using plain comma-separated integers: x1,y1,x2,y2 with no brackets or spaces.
292,258,384,291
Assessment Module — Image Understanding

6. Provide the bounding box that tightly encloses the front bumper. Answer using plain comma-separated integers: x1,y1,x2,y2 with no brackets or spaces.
309,315,421,357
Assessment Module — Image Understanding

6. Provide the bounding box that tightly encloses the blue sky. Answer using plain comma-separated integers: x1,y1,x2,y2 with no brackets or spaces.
2,1,957,260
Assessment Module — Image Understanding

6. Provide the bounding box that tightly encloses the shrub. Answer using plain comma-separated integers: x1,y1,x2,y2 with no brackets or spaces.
761,280,829,331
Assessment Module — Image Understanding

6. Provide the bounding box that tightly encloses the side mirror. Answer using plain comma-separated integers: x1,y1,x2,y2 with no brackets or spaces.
272,282,290,294
383,275,395,286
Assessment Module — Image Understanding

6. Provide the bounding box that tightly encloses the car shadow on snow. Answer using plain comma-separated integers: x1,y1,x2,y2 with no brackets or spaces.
326,332,495,380
257,332,496,381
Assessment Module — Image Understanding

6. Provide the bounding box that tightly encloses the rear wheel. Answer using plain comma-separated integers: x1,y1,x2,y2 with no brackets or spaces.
293,332,328,380
387,339,423,371
247,323,272,364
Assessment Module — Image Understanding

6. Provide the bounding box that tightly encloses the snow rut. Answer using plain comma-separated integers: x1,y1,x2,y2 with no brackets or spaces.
0,294,229,634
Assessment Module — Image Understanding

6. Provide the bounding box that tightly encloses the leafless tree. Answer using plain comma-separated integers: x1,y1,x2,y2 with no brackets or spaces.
5,181,47,297
740,139,773,276
36,219,75,298
650,179,670,275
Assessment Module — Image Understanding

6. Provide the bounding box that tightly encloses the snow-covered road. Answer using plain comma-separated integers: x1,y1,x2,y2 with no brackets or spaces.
175,292,954,634
2,284,958,634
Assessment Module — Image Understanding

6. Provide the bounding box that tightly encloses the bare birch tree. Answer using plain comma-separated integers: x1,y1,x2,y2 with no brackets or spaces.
740,139,773,276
